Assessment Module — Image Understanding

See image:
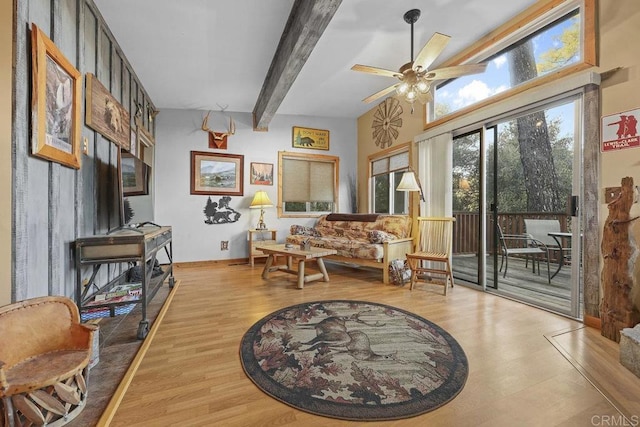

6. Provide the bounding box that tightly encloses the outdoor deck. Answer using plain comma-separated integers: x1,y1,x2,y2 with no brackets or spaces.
452,254,578,315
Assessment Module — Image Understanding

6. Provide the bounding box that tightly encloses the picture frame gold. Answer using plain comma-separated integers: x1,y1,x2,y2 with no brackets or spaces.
30,23,82,169
190,151,244,196
121,151,149,196
292,126,330,150
86,73,131,150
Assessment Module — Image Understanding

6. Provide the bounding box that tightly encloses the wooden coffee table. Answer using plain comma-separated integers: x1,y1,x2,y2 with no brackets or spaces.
256,244,337,289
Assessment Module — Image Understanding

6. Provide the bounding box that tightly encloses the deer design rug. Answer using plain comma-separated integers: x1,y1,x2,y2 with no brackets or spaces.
240,300,468,421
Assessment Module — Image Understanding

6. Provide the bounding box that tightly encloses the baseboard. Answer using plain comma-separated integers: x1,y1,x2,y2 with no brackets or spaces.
584,314,601,330
174,258,249,268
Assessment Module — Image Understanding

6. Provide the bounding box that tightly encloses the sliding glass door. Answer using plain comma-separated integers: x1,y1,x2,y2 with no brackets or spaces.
451,98,583,318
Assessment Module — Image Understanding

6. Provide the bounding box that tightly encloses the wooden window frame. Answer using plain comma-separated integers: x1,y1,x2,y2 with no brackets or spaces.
367,142,415,215
424,0,596,130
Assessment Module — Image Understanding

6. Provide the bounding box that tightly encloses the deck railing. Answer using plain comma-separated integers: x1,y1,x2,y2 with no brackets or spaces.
453,212,569,255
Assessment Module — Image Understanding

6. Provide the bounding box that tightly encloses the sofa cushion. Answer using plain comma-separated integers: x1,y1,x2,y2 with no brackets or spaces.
368,230,397,243
290,225,320,237
286,234,385,260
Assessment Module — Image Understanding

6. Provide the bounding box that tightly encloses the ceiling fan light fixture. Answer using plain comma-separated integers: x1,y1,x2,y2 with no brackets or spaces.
416,79,430,93
396,82,409,95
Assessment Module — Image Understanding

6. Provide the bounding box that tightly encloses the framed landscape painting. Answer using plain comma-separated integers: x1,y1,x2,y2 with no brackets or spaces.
30,23,82,169
190,151,244,196
250,162,273,185
121,152,149,196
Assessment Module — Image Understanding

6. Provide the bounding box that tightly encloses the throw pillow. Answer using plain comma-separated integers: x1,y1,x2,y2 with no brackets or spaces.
368,230,397,243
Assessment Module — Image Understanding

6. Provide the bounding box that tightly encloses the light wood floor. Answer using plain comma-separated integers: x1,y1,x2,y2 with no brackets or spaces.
105,261,640,426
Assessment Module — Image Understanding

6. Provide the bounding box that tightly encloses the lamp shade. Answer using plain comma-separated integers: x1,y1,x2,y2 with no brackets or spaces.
250,190,273,208
396,171,421,192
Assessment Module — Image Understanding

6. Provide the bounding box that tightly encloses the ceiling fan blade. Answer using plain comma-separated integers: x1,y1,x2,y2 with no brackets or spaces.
413,32,451,71
363,84,399,104
425,63,488,80
351,64,401,78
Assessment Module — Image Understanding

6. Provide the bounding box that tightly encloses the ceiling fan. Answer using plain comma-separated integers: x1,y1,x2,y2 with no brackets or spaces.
352,9,487,106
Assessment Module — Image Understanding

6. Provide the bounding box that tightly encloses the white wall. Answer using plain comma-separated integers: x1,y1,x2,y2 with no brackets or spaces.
154,109,357,263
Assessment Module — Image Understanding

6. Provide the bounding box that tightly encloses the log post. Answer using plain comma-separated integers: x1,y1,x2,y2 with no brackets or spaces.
600,177,640,341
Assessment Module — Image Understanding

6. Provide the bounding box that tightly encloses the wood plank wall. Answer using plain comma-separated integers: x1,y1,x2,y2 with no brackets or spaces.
12,0,156,301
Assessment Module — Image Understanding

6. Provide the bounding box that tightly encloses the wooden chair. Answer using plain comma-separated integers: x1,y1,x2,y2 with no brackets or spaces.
405,217,455,295
0,296,97,427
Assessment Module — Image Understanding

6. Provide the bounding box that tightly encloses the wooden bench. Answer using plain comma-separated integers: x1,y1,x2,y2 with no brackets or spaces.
0,296,96,426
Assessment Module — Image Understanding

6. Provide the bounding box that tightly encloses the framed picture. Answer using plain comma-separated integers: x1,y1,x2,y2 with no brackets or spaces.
86,73,131,150
292,126,330,150
129,125,139,158
190,151,244,196
250,162,274,185
121,152,149,196
30,23,82,169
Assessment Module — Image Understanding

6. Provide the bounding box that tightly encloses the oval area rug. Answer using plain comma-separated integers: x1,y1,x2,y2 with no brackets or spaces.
240,300,468,421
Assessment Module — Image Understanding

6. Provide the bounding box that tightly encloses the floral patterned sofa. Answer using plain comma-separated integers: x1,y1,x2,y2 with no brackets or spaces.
286,213,413,284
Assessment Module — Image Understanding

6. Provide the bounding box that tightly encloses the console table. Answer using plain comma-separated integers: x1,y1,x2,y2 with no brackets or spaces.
75,224,174,339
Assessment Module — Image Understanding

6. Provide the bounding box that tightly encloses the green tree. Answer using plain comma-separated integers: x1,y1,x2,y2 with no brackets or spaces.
537,17,580,74
507,40,562,212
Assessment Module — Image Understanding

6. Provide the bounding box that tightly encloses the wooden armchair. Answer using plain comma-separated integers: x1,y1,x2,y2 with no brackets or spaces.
0,296,97,427
405,217,456,295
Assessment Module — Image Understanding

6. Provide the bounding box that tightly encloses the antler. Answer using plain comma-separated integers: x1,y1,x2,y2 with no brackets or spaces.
201,111,235,140
201,111,213,132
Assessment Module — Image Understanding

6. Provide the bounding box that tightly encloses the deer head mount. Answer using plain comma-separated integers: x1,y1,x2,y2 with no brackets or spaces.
202,110,235,150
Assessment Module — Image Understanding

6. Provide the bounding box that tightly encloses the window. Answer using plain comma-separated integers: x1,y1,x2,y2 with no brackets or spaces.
278,151,339,217
369,147,409,214
429,0,595,126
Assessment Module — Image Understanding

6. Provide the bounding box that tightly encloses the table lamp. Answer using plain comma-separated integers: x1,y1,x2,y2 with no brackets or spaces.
250,190,274,230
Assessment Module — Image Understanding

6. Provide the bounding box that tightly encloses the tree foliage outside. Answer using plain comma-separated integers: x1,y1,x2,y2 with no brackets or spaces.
448,16,579,214
453,114,574,214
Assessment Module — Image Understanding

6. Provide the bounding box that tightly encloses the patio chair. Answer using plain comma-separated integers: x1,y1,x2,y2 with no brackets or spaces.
497,224,550,283
406,217,455,295
524,218,571,277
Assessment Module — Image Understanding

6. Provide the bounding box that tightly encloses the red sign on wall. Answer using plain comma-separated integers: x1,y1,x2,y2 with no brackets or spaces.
601,108,640,152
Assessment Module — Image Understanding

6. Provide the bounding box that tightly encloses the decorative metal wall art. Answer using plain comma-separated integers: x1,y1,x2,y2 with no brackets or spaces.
203,196,241,224
371,97,403,149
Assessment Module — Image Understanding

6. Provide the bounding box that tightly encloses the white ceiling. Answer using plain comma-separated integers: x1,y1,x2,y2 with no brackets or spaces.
94,0,538,119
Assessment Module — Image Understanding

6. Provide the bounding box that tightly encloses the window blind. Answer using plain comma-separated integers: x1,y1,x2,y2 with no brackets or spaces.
283,158,334,202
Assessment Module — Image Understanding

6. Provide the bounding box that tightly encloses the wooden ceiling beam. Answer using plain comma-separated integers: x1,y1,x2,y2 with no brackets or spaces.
252,0,342,131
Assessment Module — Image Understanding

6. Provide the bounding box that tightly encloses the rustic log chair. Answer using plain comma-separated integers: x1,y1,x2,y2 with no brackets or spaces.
405,217,456,295
0,296,97,427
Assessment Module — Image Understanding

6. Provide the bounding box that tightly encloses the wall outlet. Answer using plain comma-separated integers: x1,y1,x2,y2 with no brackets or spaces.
221,241,229,250
82,137,89,155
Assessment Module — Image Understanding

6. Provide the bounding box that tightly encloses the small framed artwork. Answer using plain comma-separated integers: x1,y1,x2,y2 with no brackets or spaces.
190,151,244,196
121,152,149,196
30,23,82,169
250,162,274,185
292,126,330,150
86,73,131,150
129,125,139,158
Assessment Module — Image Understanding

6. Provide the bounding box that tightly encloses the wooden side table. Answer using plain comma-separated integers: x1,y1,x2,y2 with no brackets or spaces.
248,229,277,266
